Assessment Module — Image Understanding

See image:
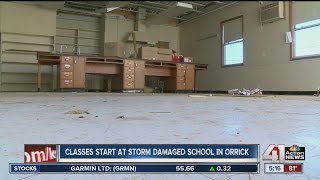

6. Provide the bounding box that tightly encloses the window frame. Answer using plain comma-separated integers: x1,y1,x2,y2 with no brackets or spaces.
220,15,245,67
290,1,320,61
292,21,320,60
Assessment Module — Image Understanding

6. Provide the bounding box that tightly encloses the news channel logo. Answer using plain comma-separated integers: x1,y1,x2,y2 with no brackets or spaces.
24,144,57,163
262,144,305,163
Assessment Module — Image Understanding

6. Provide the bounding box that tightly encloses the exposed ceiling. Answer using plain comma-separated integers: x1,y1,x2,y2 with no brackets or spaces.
13,1,238,24
64,1,236,23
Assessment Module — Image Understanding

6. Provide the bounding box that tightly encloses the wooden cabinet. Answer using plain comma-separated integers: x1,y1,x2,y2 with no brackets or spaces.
134,61,145,89
73,57,85,88
123,60,145,90
176,63,195,91
60,56,85,89
185,64,195,90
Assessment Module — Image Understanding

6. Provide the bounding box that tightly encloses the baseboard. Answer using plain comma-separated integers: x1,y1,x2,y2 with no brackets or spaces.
196,90,318,95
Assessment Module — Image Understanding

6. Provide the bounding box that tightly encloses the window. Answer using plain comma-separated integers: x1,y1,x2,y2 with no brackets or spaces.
292,1,320,59
294,19,320,58
221,16,244,66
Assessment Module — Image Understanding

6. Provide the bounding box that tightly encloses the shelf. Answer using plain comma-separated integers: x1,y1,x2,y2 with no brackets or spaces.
1,60,38,64
78,36,100,40
79,29,100,33
2,31,54,38
77,44,101,48
2,41,54,46
56,35,77,38
55,43,101,48
2,50,39,54
56,27,100,33
56,42,77,46
56,27,77,31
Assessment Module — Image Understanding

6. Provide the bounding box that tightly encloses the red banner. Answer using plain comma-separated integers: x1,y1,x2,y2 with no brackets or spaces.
24,144,57,163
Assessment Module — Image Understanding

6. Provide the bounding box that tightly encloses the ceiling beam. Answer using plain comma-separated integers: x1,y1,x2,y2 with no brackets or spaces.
178,1,239,25
145,1,171,7
183,1,207,6
129,2,202,13
67,1,101,8
129,2,167,11
117,8,185,20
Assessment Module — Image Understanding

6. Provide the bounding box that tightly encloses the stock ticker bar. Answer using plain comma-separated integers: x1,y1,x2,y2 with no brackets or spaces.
10,164,259,174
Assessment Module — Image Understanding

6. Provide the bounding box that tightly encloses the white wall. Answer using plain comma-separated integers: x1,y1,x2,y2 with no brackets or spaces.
0,2,56,91
0,2,56,35
180,2,320,91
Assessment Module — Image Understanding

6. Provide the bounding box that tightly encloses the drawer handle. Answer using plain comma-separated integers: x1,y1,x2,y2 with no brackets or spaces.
128,76,132,79
64,64,71,68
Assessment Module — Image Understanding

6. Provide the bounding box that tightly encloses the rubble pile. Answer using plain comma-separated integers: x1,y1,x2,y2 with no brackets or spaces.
228,88,263,96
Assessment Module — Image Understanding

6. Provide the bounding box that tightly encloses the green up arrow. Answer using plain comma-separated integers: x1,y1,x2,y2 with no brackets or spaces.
209,166,215,172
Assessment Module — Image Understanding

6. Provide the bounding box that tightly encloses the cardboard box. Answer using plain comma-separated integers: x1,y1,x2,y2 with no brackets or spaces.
138,47,159,60
183,57,193,63
104,42,125,57
158,48,173,55
156,41,170,49
158,54,172,61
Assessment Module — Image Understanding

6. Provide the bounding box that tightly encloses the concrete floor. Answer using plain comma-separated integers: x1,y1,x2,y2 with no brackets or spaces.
1,92,319,180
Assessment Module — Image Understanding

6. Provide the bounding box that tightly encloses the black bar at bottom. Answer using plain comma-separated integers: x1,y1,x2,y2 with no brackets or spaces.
10,164,259,173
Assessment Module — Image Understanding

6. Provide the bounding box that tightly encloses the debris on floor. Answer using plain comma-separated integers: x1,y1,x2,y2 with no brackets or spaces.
228,88,263,96
117,115,125,119
65,109,90,115
313,88,320,96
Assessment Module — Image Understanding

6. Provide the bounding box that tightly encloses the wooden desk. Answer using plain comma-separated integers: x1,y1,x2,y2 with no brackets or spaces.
37,53,208,92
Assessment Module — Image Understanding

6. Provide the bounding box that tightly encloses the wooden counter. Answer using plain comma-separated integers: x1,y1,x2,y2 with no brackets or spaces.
37,52,208,92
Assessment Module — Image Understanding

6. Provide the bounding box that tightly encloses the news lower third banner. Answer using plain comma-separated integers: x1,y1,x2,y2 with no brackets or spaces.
10,144,260,174
59,144,259,163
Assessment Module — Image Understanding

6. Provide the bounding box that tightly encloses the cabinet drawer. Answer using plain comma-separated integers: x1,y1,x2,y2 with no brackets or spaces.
177,70,186,76
60,72,73,80
124,66,135,73
176,82,185,90
176,77,185,83
60,79,73,88
124,60,135,67
123,80,135,89
61,56,74,64
124,74,135,80
177,64,186,70
60,63,73,71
